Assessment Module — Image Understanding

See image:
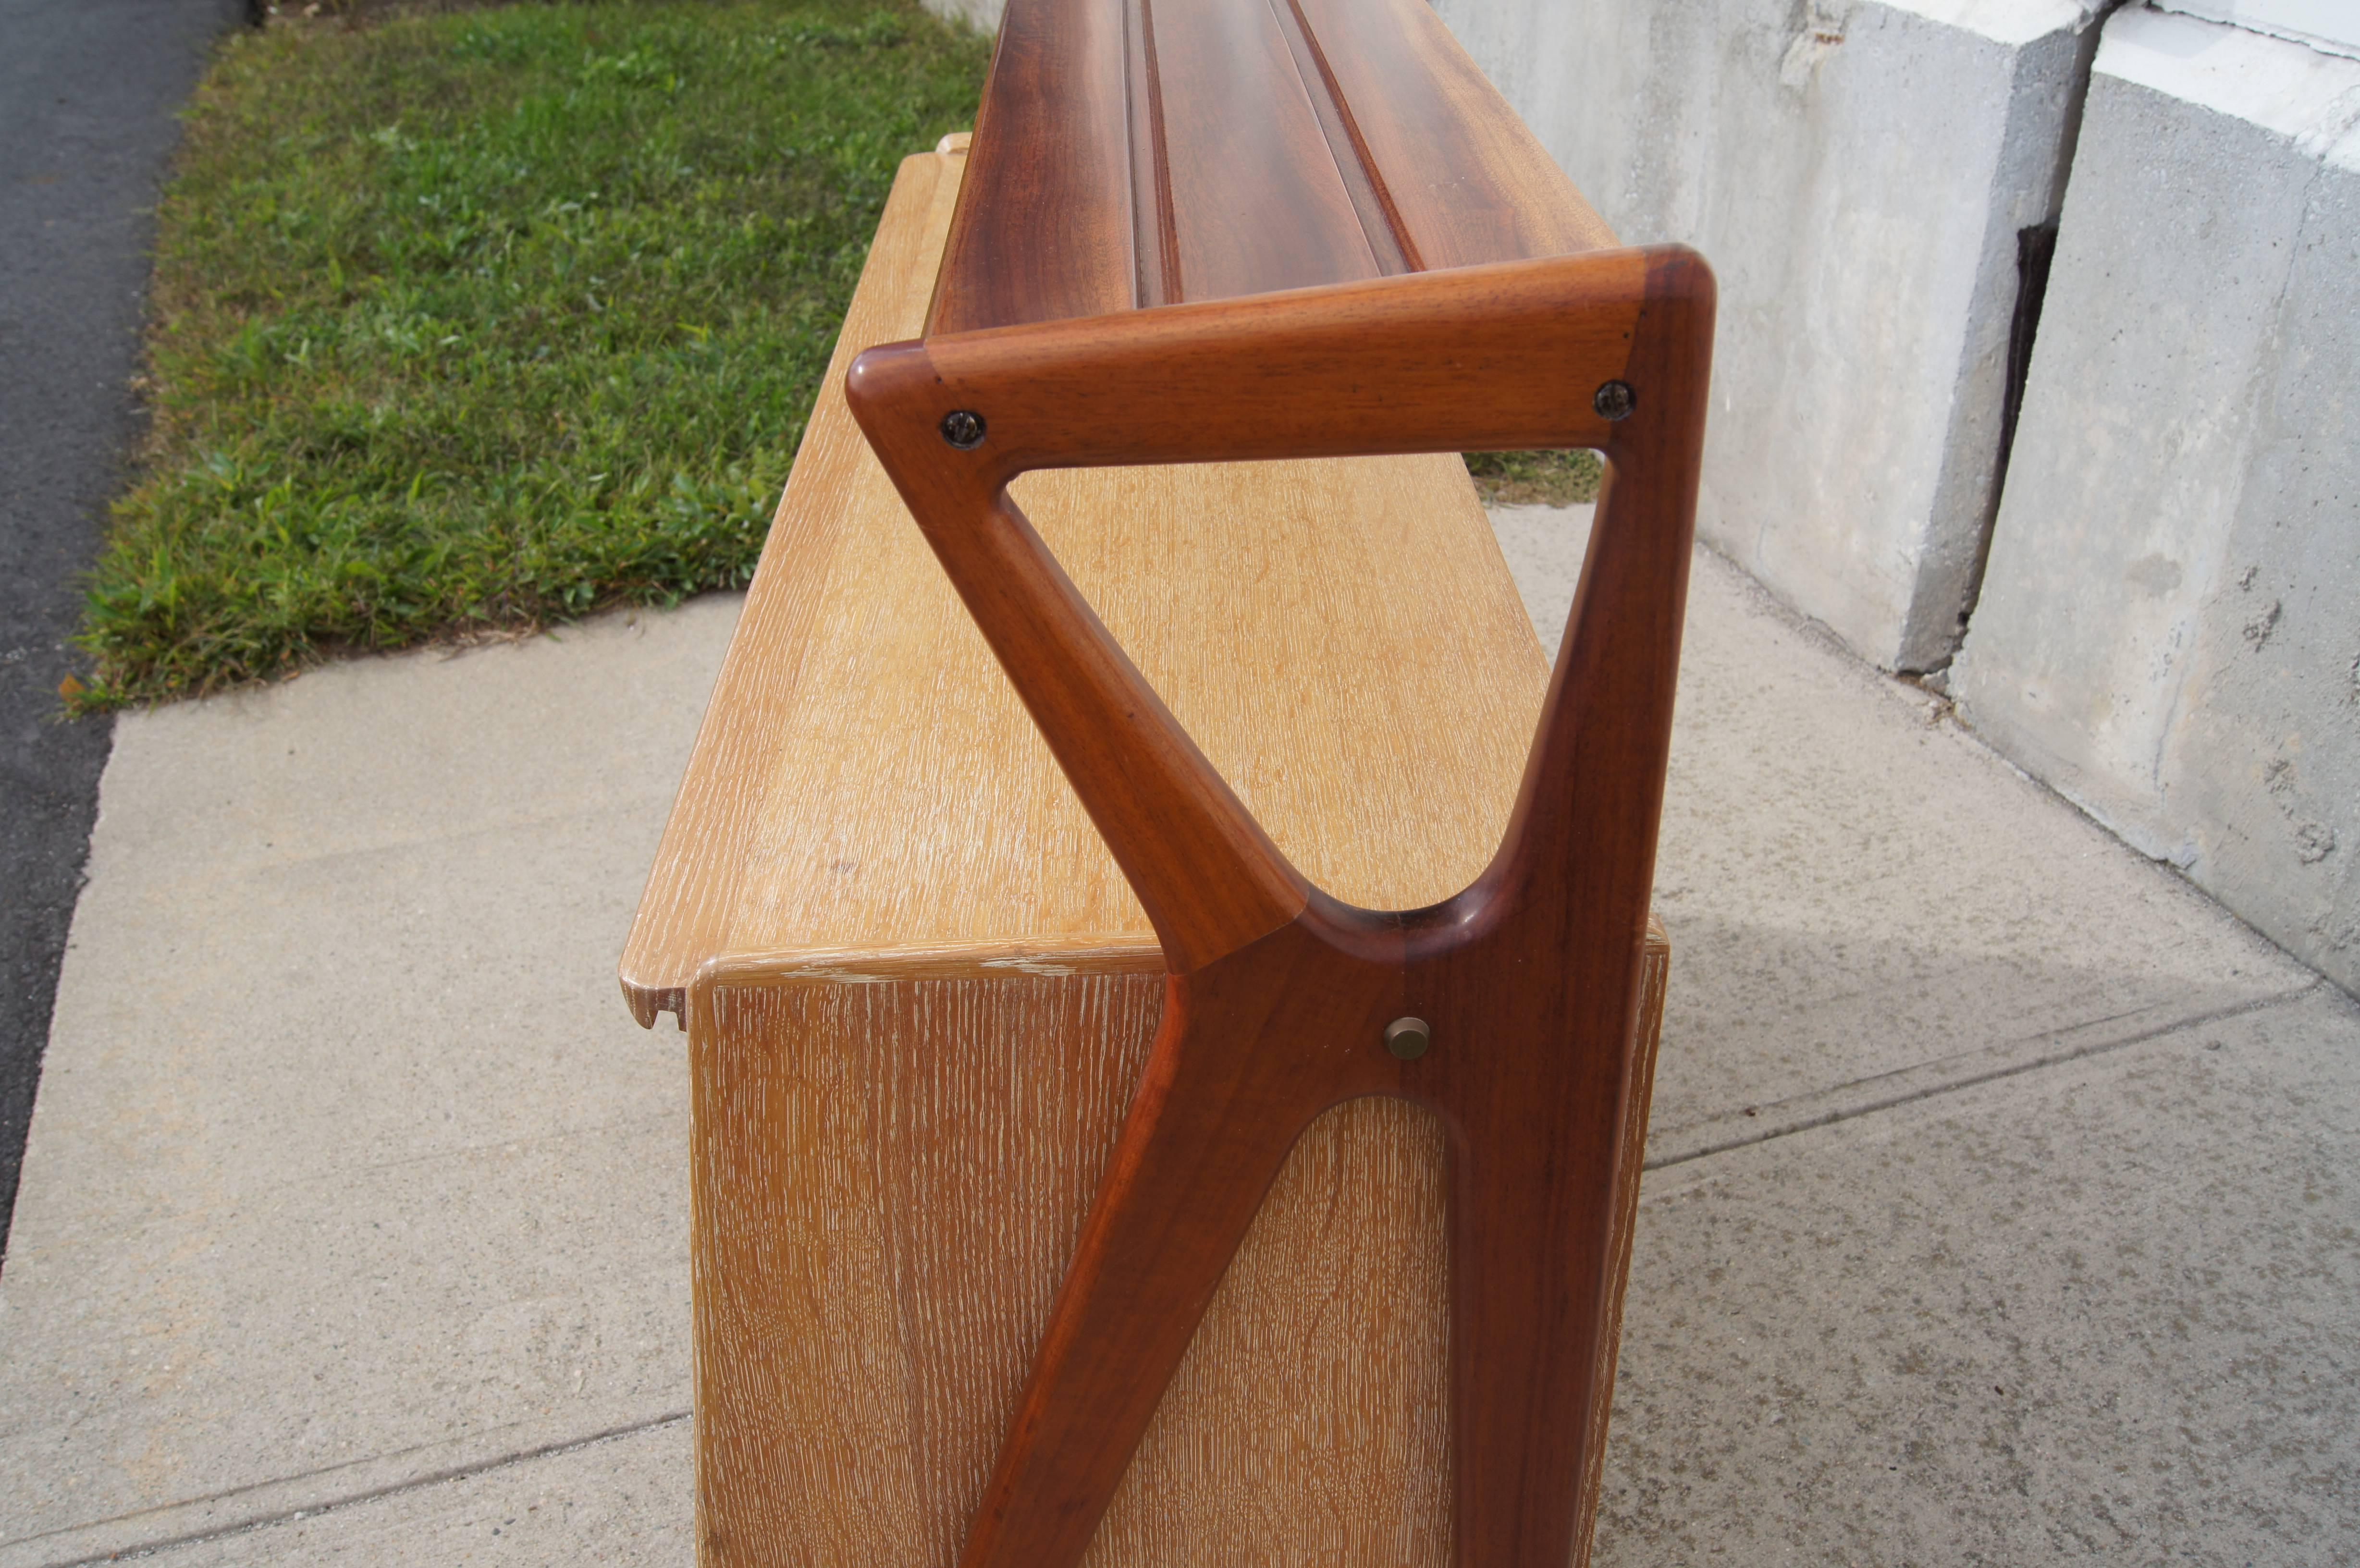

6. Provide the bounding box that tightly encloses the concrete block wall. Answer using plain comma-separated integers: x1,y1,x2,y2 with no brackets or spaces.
1953,8,2360,993
1429,0,2109,671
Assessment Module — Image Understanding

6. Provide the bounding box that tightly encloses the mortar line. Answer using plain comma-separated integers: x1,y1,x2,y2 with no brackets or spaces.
25,1410,690,1568
1643,980,2322,1174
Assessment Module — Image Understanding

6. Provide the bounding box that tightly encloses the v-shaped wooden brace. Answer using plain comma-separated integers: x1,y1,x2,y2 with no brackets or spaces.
848,244,1714,1568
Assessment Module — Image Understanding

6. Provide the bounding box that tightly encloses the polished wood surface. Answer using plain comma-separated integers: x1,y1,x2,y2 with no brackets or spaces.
854,215,1712,1568
1285,0,1617,269
927,0,1617,333
926,0,1132,333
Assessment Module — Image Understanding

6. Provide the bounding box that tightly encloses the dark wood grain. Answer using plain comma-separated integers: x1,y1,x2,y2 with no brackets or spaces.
1147,0,1379,299
926,0,1134,334
849,243,1716,1568
1288,0,1620,266
1266,0,1416,273
928,0,1621,334
1122,0,1180,306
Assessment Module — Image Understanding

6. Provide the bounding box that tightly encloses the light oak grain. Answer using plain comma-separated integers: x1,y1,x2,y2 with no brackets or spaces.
688,927,1665,1568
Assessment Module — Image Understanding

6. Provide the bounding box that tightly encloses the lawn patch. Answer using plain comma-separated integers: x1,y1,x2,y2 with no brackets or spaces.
79,0,987,706
1464,448,1603,508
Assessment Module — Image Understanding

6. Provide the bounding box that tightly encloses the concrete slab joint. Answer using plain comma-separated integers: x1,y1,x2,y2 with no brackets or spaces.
2153,0,2360,58
1431,0,2116,674
1954,5,2360,996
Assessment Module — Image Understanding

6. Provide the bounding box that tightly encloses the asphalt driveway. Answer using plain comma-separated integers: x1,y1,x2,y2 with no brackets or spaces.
0,0,246,1258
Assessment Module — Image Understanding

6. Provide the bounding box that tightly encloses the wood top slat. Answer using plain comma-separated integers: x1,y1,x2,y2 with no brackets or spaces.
927,0,1617,335
927,0,1135,335
1285,0,1619,267
1147,0,1380,301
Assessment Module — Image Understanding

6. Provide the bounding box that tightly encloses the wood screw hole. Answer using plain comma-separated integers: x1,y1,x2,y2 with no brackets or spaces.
1384,1016,1431,1061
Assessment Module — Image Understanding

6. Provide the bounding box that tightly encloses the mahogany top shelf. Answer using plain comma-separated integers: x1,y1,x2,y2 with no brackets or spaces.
925,0,1620,336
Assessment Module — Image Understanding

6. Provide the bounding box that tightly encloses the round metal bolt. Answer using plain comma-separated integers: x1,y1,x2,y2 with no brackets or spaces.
940,409,987,449
1593,380,1637,421
1384,1016,1432,1061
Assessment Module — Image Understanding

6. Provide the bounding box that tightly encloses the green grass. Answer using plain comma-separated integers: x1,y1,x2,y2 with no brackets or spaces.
77,0,988,707
1463,448,1603,508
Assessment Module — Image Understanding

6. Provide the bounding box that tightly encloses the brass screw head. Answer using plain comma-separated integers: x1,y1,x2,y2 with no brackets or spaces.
1384,1016,1431,1061
940,409,987,448
1593,380,1637,421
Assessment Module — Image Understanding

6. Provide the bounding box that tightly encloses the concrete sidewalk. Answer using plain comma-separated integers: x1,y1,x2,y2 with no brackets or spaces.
2,509,2352,1565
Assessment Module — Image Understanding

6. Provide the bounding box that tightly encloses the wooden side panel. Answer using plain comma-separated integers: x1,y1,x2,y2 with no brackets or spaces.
691,950,1457,1568
693,960,1160,1568
692,927,1669,1568
1092,1092,1451,1568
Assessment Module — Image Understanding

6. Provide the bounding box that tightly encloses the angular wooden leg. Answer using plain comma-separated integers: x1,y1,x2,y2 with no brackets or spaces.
848,245,1715,1568
959,930,1385,1568
1444,1085,1631,1568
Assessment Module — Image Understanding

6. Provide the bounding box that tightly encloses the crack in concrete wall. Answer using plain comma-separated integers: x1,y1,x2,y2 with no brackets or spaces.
1956,6,2360,996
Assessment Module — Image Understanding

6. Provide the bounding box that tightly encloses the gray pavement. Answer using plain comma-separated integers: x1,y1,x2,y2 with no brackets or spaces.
0,509,2350,1564
0,604,724,1567
0,0,247,1258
